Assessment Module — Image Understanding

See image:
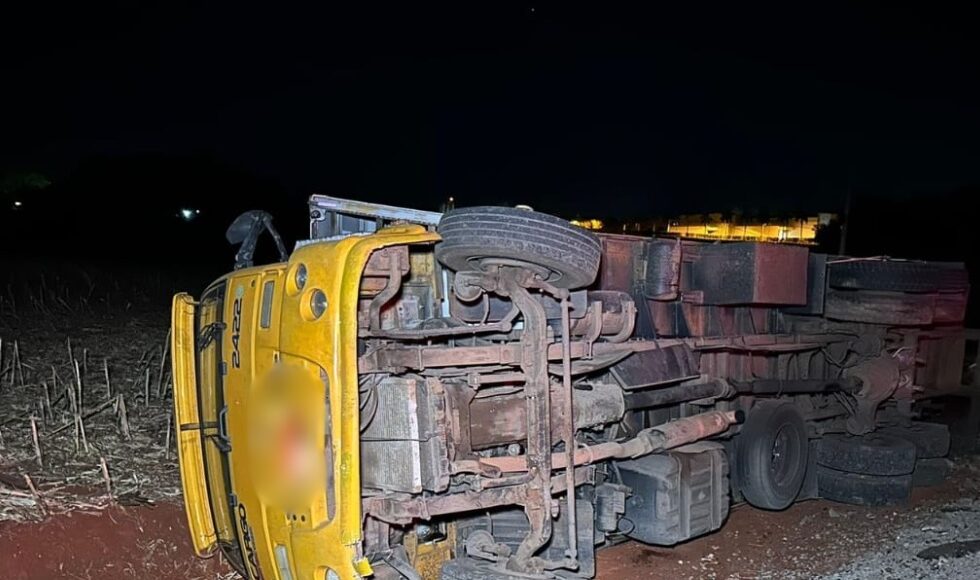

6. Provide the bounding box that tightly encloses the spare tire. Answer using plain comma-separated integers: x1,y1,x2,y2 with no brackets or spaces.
436,206,601,289
878,422,951,459
816,465,912,506
816,433,916,476
827,260,968,293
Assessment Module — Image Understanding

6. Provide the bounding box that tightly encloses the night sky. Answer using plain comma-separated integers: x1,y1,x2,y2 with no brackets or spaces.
2,4,979,266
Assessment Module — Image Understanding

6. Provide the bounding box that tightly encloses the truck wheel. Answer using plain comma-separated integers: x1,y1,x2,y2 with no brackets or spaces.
436,206,602,289
912,458,953,487
816,433,916,476
817,465,912,506
878,422,951,459
736,402,809,510
441,558,545,580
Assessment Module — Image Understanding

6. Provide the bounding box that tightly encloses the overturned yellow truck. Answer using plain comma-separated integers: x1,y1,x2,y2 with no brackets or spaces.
172,196,969,580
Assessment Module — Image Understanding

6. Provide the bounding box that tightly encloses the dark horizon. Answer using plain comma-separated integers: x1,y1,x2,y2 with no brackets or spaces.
3,3,980,290
5,5,980,211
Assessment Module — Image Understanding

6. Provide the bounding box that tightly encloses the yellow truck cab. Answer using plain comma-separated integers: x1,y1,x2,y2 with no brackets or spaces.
172,196,968,580
173,198,443,579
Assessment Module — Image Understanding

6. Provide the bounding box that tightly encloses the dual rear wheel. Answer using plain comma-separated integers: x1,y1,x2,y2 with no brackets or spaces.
814,422,951,506
735,405,952,509
814,433,917,506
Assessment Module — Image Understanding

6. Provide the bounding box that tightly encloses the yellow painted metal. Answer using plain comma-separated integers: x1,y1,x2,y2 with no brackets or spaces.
219,265,287,580
170,293,218,556
270,224,440,579
404,525,456,580
197,295,236,545
182,224,440,580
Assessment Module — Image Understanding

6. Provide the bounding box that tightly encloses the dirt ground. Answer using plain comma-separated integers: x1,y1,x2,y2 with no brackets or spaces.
597,456,980,580
0,502,233,580
2,277,979,579
0,457,976,579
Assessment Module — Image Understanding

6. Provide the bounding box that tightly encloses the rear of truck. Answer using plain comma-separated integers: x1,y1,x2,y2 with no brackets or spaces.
172,196,969,580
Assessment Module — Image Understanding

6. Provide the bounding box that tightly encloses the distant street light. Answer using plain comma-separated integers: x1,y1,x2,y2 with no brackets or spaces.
179,208,201,221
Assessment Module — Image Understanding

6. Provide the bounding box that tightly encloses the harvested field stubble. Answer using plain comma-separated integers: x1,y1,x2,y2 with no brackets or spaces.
0,267,190,523
0,265,233,578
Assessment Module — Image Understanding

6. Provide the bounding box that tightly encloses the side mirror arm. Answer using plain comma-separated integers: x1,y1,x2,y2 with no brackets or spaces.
227,211,289,270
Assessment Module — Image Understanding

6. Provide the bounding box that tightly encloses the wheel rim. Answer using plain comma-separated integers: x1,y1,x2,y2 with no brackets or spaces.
769,424,799,487
470,257,556,281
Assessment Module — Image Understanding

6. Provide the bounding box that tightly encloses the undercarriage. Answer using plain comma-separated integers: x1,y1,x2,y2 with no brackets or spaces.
311,199,969,579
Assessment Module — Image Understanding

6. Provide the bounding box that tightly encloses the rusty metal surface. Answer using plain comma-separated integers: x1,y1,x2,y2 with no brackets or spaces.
916,332,967,393
686,242,808,306
442,381,475,458
479,410,740,473
933,291,969,323
569,291,635,337
649,300,781,338
364,484,529,525
494,272,554,571
368,257,404,331
594,234,642,292
450,289,588,323
559,295,578,561
783,252,830,315
219,199,973,580
359,332,838,375
824,288,936,325
343,215,967,577
363,468,595,525
467,383,624,449
645,410,741,451
363,246,411,276
643,238,681,300
466,391,530,448
623,379,731,410
844,354,904,434
608,344,700,390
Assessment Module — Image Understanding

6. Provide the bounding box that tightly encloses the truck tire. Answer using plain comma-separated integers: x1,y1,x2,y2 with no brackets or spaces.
878,422,951,459
441,558,545,580
735,402,809,510
436,206,601,289
912,458,953,487
827,260,943,293
816,465,912,506
816,433,916,476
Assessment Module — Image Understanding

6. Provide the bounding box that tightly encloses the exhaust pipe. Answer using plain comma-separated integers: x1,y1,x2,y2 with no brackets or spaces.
479,410,742,473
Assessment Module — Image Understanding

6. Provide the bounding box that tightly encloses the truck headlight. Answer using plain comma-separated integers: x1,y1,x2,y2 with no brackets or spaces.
306,289,328,320
292,263,308,293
